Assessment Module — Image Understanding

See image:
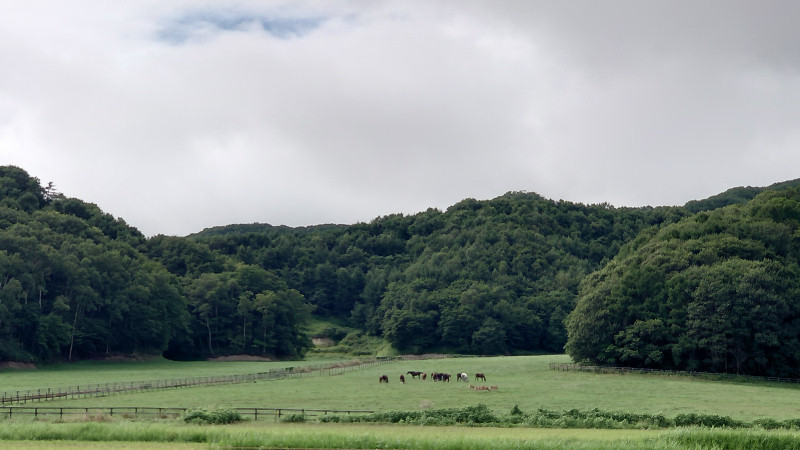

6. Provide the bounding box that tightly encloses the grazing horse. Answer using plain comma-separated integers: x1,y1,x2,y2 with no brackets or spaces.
422,373,427,381
475,373,486,382
459,372,468,382
379,375,389,383
441,373,451,382
407,371,423,379
400,374,405,383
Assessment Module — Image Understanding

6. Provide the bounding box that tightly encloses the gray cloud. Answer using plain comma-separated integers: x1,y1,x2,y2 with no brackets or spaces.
2,1,799,236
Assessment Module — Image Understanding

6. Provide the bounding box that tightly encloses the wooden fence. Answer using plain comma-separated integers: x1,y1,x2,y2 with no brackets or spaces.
0,406,374,421
1,355,448,406
549,362,800,385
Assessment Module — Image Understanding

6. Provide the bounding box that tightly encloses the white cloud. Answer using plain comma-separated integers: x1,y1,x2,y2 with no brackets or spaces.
2,1,799,236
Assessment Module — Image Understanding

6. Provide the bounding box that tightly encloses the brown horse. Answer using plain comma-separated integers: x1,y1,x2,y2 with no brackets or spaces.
379,375,389,383
407,371,423,379
475,373,486,381
400,374,405,383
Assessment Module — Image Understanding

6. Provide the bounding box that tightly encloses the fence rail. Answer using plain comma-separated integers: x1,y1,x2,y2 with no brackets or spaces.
0,406,374,421
1,354,448,406
549,363,800,385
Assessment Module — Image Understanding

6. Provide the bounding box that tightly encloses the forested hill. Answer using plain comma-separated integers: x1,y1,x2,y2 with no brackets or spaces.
2,164,800,371
565,186,800,377
179,195,688,356
683,178,800,213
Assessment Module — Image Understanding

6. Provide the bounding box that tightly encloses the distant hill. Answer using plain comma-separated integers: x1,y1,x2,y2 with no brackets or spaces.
2,163,799,367
684,178,800,213
189,222,346,238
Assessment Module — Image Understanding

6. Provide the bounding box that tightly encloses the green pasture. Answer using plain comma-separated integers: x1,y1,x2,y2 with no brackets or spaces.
6,355,800,422
0,357,351,393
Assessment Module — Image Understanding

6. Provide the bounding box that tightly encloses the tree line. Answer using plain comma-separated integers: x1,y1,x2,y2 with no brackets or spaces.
2,165,799,377
565,187,800,377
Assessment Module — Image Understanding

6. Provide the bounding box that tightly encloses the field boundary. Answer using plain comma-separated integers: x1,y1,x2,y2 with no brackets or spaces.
0,406,374,421
0,354,448,406
549,362,800,384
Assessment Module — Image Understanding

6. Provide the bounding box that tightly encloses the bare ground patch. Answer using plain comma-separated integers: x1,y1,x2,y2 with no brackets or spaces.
207,354,274,362
0,361,36,370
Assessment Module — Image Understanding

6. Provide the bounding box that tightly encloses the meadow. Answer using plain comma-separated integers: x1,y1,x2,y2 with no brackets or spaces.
3,354,800,448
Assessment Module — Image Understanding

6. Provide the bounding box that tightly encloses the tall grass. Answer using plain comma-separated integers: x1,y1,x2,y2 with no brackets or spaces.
0,421,688,449
3,421,800,449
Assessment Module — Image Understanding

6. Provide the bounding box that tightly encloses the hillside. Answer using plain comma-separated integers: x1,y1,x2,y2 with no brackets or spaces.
2,164,799,375
683,178,800,213
566,187,800,376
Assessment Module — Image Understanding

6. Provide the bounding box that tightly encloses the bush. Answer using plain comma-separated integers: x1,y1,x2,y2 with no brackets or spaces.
282,413,306,423
184,408,245,424
752,417,783,430
674,412,744,428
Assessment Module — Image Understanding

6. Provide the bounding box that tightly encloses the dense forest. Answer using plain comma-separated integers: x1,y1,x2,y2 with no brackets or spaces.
565,187,800,377
2,165,799,377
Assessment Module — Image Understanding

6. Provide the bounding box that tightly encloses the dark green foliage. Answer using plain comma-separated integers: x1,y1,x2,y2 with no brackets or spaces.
0,168,187,362
0,166,48,211
184,408,245,424
281,413,307,423
673,413,745,428
684,178,800,213
337,404,498,425
0,167,312,363
321,405,800,430
524,408,672,429
751,417,784,429
7,164,800,371
170,188,693,356
566,187,800,376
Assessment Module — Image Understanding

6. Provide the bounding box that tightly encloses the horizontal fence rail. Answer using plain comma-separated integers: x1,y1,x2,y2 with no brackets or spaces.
0,406,374,421
1,354,449,406
549,363,800,385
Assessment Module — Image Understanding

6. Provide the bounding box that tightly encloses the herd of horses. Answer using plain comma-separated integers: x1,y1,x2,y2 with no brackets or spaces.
380,371,489,385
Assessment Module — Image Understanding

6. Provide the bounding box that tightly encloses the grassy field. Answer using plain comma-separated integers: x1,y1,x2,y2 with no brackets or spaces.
1,421,800,449
0,357,350,392
7,354,800,421
4,354,800,448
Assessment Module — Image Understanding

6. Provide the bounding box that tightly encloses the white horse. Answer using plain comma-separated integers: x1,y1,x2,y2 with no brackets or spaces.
459,372,468,382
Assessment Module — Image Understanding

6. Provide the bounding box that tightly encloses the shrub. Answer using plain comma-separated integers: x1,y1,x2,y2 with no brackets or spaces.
281,413,306,423
752,417,783,430
184,408,245,425
674,412,744,428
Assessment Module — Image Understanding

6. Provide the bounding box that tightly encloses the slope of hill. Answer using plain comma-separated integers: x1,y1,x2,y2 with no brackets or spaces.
3,163,798,373
567,186,800,377
180,193,688,355
683,178,800,213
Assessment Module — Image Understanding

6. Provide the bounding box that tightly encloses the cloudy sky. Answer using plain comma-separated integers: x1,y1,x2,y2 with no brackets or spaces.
2,1,799,237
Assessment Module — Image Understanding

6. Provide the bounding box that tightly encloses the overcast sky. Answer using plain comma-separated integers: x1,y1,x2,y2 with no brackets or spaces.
3,1,799,237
